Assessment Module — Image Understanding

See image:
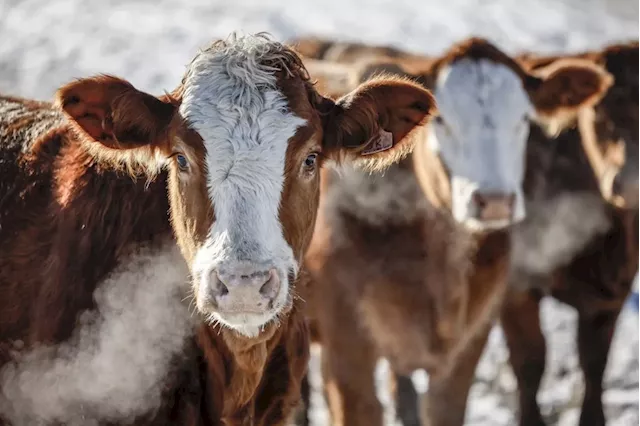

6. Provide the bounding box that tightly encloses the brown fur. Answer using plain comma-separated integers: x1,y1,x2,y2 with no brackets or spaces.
0,37,436,425
520,41,639,208
299,156,509,426
295,37,616,426
502,41,639,426
294,39,509,426
304,38,613,131
302,59,358,99
289,36,417,63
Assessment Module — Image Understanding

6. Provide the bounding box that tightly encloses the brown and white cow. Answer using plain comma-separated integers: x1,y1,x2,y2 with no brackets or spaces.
0,34,435,425
518,41,639,210
502,41,639,426
295,35,639,209
292,35,437,66
291,36,419,64
296,37,612,426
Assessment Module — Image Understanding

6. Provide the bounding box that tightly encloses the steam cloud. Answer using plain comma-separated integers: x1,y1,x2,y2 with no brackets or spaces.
0,243,195,425
510,192,611,283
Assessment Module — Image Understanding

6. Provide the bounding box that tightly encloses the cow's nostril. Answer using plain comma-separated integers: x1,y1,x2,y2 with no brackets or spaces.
213,266,282,308
259,269,281,299
471,191,516,222
210,271,229,298
218,283,229,296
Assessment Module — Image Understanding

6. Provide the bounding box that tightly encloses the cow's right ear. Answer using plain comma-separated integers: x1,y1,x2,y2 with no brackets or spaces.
56,75,177,150
321,76,436,172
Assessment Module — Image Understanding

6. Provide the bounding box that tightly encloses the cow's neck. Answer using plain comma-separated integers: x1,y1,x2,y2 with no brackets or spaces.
223,325,280,413
470,229,511,267
195,311,290,421
196,304,302,425
24,141,175,344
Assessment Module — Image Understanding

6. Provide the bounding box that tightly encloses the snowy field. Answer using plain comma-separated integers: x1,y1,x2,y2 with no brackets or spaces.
0,0,637,425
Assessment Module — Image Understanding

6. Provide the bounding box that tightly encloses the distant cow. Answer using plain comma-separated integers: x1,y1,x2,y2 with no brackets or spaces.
297,38,612,426
291,36,434,87
518,41,639,209
0,33,436,425
291,36,413,63
300,58,360,99
302,38,639,426
502,41,639,426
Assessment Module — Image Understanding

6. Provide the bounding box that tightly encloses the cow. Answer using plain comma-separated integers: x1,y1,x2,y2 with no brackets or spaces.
298,58,360,99
501,41,639,426
290,36,434,83
290,36,411,64
292,36,639,426
0,33,436,425
295,37,613,426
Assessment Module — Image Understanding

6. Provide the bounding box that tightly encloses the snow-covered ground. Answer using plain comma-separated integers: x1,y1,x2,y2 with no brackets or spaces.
0,0,637,425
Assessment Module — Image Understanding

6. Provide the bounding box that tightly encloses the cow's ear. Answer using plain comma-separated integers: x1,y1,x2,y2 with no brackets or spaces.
56,75,176,150
321,76,436,171
526,59,613,134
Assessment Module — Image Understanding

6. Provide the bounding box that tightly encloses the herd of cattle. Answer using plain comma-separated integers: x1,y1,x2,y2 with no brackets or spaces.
0,32,637,426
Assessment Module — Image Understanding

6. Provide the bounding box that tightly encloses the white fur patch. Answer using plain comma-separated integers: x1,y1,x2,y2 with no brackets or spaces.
428,59,532,230
178,35,306,335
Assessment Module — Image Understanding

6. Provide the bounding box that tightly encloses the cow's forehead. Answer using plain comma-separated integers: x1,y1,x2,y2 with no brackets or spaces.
180,36,305,223
178,35,307,190
435,58,533,125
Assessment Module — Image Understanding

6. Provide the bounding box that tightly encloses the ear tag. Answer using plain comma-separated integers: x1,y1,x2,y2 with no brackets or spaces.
362,130,394,155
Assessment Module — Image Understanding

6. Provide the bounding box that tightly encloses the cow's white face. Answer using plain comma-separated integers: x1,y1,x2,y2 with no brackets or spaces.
180,39,306,337
429,58,530,231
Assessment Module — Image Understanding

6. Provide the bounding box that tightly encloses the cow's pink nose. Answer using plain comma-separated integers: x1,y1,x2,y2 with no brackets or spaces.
471,191,516,222
209,268,281,309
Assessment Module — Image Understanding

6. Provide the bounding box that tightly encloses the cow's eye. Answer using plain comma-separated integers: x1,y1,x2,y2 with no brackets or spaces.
304,153,318,168
301,153,319,178
175,154,188,171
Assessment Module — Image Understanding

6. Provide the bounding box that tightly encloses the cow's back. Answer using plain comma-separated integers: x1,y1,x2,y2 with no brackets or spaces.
0,96,65,152
0,96,66,242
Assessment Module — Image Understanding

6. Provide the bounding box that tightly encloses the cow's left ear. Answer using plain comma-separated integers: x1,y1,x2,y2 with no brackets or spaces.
321,76,436,171
526,59,613,134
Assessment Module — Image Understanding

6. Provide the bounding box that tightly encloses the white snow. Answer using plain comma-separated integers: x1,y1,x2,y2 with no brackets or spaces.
0,0,637,99
0,0,637,424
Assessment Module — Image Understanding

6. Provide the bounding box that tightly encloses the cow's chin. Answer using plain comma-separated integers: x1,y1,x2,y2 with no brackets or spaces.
461,217,519,233
197,285,291,339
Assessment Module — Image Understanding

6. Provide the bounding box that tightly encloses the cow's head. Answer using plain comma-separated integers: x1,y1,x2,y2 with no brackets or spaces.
525,42,638,210
56,33,435,337
360,38,612,232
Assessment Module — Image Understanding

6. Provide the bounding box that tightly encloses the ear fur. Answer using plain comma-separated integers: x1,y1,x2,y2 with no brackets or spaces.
56,75,176,150
322,76,437,171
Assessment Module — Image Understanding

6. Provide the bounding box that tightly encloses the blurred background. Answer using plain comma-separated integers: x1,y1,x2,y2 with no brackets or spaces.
0,0,637,425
